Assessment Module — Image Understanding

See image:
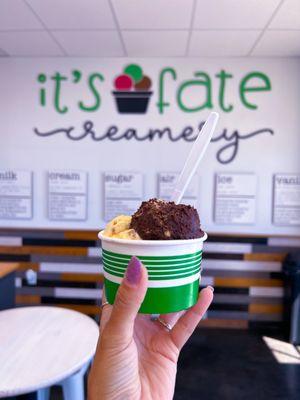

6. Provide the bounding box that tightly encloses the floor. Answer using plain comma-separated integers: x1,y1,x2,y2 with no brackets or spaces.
45,328,300,400
175,328,300,400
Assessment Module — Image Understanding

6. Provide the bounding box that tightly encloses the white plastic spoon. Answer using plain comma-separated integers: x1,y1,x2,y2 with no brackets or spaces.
170,111,219,204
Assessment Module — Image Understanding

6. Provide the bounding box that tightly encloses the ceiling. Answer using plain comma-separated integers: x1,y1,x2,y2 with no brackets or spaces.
0,0,299,57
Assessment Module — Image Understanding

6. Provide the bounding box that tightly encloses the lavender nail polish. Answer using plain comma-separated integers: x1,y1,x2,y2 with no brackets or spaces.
207,285,214,292
125,256,142,285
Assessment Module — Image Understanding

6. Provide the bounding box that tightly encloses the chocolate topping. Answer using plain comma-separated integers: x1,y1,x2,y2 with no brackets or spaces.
130,198,204,240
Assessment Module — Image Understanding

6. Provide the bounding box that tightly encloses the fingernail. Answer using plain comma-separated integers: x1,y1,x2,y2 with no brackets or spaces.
125,256,142,286
207,285,214,293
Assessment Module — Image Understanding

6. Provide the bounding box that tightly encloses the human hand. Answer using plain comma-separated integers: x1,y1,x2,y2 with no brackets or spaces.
88,256,213,400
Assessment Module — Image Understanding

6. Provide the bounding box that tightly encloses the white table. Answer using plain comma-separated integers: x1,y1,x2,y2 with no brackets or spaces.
0,306,99,399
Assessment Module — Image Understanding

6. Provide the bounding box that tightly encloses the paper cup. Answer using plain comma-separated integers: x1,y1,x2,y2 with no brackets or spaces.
99,231,207,314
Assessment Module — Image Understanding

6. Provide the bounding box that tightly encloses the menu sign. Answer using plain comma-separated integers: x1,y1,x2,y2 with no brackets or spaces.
158,172,198,207
214,173,257,225
104,173,143,221
48,170,87,221
0,170,32,219
273,174,300,226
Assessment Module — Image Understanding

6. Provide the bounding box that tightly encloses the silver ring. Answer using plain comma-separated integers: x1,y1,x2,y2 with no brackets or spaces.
101,301,110,309
155,317,172,332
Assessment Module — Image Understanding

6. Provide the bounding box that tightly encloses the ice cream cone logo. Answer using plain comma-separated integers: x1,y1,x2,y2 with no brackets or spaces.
112,64,153,114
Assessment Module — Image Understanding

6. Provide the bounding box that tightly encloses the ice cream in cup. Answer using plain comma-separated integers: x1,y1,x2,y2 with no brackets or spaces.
100,112,219,314
99,199,207,314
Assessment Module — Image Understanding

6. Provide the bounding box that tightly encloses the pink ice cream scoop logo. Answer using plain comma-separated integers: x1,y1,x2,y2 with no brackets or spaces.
113,64,152,114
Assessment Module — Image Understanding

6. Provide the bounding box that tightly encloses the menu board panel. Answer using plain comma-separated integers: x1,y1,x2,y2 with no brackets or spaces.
48,170,87,221
273,174,300,226
104,173,143,221
0,170,32,219
158,172,198,207
214,173,257,225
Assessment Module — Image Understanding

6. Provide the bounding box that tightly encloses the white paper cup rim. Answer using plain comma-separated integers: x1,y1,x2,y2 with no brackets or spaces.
99,230,207,246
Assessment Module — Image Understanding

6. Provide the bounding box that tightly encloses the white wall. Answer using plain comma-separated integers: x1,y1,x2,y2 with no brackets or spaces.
0,57,299,235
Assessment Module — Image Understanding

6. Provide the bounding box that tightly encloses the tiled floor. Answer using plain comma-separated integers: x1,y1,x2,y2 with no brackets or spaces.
47,328,300,400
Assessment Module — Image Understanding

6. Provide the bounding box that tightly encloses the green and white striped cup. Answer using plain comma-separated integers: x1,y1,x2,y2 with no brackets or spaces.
99,231,207,314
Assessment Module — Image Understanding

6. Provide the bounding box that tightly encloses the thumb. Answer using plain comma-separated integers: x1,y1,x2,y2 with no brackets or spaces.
105,256,148,343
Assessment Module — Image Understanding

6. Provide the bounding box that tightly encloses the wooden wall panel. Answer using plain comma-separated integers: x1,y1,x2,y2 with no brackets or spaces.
0,229,298,330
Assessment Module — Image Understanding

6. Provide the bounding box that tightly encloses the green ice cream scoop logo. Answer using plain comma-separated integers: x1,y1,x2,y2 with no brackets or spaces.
113,64,153,114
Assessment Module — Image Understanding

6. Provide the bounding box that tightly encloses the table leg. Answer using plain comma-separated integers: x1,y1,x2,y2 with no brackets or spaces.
61,372,84,400
37,387,50,400
60,362,90,400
